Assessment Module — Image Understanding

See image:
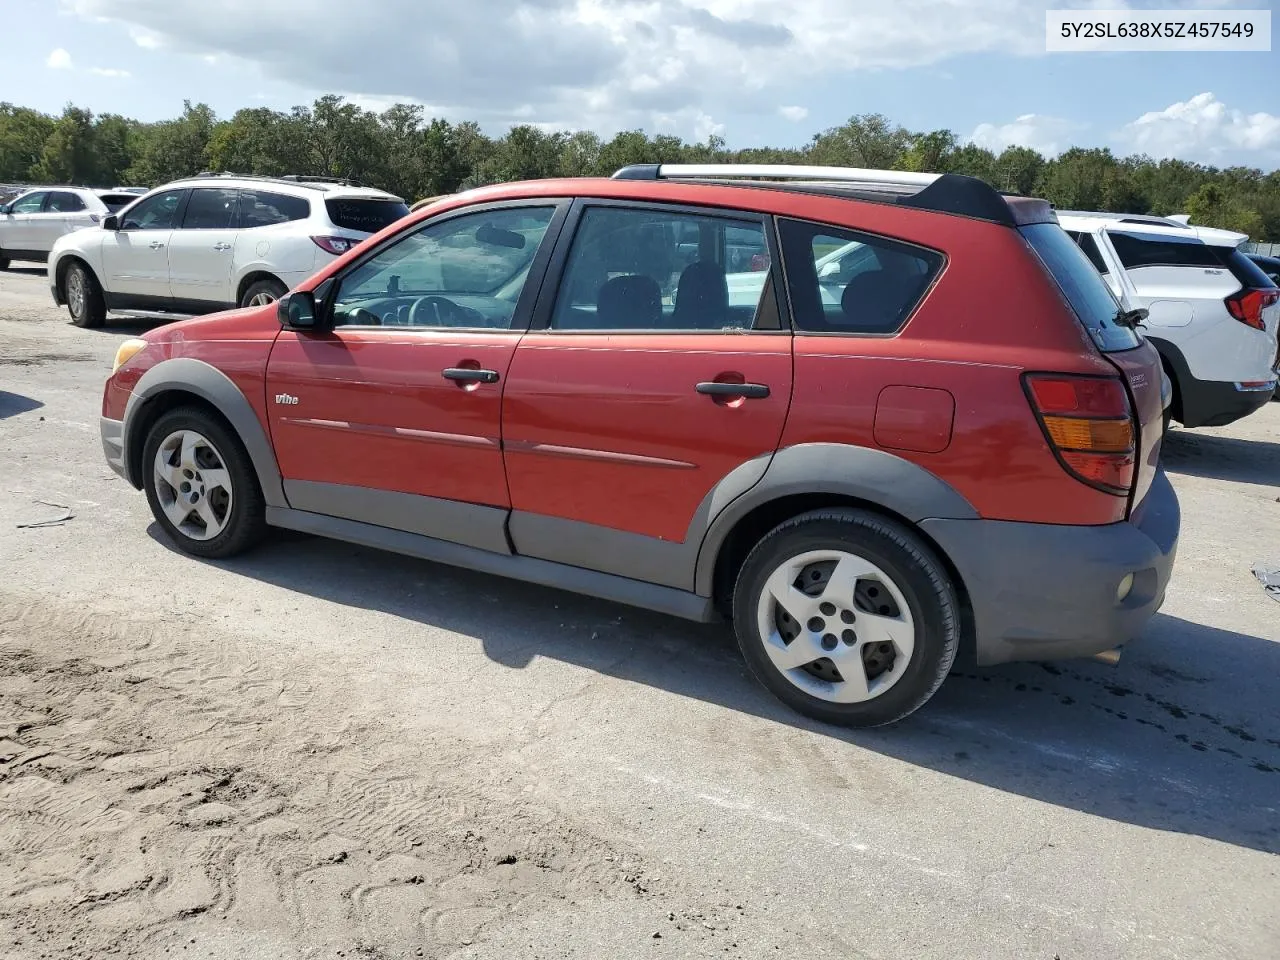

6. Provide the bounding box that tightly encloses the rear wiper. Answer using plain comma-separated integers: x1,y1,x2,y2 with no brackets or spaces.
1113,307,1149,330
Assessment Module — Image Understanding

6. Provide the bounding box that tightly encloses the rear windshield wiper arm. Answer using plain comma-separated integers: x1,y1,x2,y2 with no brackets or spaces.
1113,307,1149,330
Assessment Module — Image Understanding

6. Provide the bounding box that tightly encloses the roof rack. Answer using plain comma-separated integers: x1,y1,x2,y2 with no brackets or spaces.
610,163,1039,227
188,171,368,191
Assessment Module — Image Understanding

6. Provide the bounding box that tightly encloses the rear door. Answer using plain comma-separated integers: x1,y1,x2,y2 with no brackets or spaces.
40,191,95,249
501,200,793,589
167,186,240,308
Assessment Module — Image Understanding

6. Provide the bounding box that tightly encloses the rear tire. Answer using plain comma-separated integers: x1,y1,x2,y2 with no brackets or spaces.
65,261,106,328
239,277,288,309
0,256,10,271
142,407,267,559
732,509,960,728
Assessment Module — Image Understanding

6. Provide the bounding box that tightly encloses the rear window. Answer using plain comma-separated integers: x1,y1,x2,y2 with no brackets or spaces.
325,198,410,234
1109,230,1276,290
1021,223,1140,353
98,193,140,212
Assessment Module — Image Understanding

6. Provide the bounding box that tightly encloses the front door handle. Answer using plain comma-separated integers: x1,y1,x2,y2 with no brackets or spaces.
442,367,500,384
149,240,165,250
213,242,232,251
696,381,770,399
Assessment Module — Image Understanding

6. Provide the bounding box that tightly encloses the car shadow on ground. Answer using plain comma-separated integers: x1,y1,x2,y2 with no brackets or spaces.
2,264,46,277
0,391,44,419
1162,427,1280,486
148,523,1280,856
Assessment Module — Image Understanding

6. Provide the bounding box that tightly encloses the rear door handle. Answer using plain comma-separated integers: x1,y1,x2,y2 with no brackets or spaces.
213,242,232,251
442,367,500,384
149,240,165,250
696,381,770,399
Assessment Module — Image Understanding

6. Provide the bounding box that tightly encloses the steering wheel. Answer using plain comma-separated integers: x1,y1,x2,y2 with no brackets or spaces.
347,306,382,326
409,295,477,327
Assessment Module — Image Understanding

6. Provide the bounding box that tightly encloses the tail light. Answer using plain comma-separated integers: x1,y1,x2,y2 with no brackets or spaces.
1024,374,1136,496
312,236,357,256
1225,287,1279,331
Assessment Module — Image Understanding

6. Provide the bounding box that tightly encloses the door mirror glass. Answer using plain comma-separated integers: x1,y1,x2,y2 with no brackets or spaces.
102,214,119,231
277,291,318,329
0,204,9,215
818,260,842,279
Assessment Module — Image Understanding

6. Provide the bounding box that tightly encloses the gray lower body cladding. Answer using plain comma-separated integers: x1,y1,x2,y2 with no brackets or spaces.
921,470,1180,665
101,416,126,480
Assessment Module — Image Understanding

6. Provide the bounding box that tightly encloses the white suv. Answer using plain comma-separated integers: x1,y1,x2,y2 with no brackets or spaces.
1058,212,1279,429
48,174,409,327
0,186,142,268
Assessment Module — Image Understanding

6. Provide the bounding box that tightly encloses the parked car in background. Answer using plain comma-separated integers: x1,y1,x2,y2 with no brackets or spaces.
98,163,1178,727
49,173,410,326
0,186,143,268
1248,252,1280,285
1059,212,1279,429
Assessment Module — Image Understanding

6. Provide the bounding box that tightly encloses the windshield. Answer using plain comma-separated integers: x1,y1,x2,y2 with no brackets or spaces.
1021,223,1140,353
325,197,410,234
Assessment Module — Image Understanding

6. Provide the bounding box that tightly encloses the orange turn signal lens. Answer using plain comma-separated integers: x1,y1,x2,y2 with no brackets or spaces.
1041,416,1133,453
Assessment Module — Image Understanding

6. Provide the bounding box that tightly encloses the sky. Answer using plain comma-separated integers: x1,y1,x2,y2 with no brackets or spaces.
3,0,1279,169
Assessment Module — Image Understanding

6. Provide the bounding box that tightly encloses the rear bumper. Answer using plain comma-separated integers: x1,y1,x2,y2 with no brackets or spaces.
921,470,1180,666
1179,376,1275,428
100,416,126,480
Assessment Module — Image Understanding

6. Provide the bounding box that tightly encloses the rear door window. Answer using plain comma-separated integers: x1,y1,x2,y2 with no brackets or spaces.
46,191,87,213
777,219,942,334
1021,223,1139,352
324,198,411,233
181,188,240,229
239,190,310,227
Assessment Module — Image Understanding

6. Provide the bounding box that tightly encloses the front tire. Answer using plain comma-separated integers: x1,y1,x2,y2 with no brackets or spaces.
239,277,288,309
142,407,266,559
0,255,10,271
65,261,106,328
732,509,960,727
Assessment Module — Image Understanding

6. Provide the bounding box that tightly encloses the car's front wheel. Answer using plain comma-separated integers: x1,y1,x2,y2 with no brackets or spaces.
142,407,266,559
239,277,288,309
732,509,960,727
65,261,106,328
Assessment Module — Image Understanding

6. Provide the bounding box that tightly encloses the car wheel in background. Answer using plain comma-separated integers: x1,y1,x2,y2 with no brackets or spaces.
142,407,267,560
732,509,960,727
0,255,9,271
66,261,106,328
239,277,288,309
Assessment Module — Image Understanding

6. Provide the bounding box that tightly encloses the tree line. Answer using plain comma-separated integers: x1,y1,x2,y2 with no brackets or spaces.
2,96,1278,240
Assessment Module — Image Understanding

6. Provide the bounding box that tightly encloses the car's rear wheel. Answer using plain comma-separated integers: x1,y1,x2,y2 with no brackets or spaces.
240,277,288,308
65,261,106,328
732,509,959,727
0,255,10,271
142,407,266,559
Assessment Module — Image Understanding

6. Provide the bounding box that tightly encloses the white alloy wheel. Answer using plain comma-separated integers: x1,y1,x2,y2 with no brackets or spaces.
152,429,235,541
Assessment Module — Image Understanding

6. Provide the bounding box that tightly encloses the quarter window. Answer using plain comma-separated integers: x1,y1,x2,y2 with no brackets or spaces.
121,190,185,230
239,190,309,227
549,206,772,332
331,206,556,329
181,188,239,229
778,219,943,334
11,192,46,214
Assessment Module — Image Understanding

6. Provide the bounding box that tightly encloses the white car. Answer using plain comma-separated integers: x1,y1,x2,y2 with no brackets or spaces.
1058,211,1279,429
0,186,142,268
48,174,409,327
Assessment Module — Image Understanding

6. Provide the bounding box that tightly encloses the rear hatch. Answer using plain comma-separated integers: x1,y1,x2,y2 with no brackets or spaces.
324,196,410,236
1021,223,1166,512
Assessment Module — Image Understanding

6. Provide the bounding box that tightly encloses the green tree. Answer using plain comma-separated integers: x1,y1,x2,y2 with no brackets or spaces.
1184,183,1264,237
808,113,911,169
0,103,55,181
34,106,97,184
127,101,217,185
992,146,1045,195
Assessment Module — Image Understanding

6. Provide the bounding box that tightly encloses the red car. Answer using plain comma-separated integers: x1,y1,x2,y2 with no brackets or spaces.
100,164,1179,727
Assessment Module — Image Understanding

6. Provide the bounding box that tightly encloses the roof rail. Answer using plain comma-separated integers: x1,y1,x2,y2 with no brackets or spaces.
611,163,1028,227
184,171,371,192
613,163,940,188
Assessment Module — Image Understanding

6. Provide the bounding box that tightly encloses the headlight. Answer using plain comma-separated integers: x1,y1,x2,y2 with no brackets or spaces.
112,338,148,374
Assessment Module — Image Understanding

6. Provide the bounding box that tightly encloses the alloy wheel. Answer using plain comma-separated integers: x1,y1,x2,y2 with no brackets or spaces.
152,429,234,541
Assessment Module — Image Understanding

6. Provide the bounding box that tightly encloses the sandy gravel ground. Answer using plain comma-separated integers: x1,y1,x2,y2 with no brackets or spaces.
0,262,1278,960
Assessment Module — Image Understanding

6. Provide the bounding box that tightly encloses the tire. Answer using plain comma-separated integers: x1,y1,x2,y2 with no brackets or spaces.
0,256,10,271
732,508,960,728
142,407,267,559
65,261,106,328
239,277,288,309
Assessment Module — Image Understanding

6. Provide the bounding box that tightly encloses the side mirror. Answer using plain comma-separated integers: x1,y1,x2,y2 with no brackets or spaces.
277,290,318,329
101,214,119,230
0,204,10,215
818,261,842,280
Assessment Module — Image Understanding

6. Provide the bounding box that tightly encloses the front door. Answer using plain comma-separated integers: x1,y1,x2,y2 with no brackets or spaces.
3,191,47,253
166,186,240,308
265,201,566,553
101,188,186,304
501,201,794,589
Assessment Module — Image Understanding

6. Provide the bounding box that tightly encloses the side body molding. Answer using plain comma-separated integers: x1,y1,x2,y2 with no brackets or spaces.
122,357,287,508
692,442,979,596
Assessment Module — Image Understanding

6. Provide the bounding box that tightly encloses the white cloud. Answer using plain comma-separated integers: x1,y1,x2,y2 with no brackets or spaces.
968,113,1084,157
89,66,131,77
46,48,74,69
1117,92,1280,162
779,105,808,122
128,25,162,49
